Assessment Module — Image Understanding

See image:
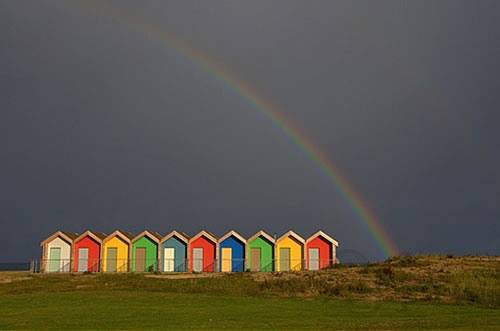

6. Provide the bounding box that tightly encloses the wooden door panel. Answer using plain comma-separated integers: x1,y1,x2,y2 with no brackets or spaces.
78,248,89,272
309,248,320,271
136,248,146,272
251,248,261,272
164,248,175,272
280,248,290,272
193,248,203,272
221,248,232,272
106,248,118,272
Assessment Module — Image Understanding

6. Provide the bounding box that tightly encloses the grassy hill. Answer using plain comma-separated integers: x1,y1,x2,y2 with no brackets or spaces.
0,255,498,330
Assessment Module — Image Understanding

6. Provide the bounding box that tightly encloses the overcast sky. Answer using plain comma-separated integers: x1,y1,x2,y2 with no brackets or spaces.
1,1,499,262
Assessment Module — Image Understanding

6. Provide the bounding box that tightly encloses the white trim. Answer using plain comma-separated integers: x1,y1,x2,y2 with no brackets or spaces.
74,230,104,244
218,230,247,244
188,230,218,244
40,231,75,246
102,230,132,245
160,231,189,245
132,230,161,244
305,230,339,247
276,230,305,244
247,230,275,244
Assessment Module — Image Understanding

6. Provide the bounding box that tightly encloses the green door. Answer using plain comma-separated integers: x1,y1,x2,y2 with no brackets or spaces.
280,248,290,272
48,247,61,272
107,248,118,272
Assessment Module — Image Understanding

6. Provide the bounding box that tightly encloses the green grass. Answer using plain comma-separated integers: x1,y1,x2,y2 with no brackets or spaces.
0,255,498,330
1,291,499,330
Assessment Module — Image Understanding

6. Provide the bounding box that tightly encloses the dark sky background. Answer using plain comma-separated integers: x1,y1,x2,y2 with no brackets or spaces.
2,1,499,262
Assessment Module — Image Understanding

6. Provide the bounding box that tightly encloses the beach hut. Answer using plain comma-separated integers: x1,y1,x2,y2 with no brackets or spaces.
275,230,305,272
188,231,218,272
40,231,78,273
102,230,133,272
218,230,246,272
305,230,339,270
159,231,189,272
72,231,106,272
246,230,275,272
131,230,161,272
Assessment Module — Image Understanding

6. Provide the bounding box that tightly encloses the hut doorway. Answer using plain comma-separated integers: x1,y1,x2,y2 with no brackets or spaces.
280,248,290,271
193,248,203,272
251,248,261,272
78,248,89,272
106,247,118,272
164,247,175,272
221,247,232,272
308,248,320,271
48,247,61,272
135,248,146,272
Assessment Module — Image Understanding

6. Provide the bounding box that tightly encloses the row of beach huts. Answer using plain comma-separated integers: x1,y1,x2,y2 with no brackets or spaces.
40,229,339,273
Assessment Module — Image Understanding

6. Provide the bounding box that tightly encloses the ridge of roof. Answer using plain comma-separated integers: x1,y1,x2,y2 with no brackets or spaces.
61,231,79,240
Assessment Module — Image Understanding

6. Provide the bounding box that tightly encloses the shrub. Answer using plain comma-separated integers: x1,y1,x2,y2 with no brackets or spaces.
375,266,395,284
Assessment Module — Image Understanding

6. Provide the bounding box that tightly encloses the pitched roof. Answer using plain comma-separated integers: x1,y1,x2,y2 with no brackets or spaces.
189,230,218,243
93,232,108,240
132,230,162,243
205,230,217,239
218,230,247,244
160,230,189,244
103,230,133,243
306,230,339,246
61,231,79,240
74,230,107,243
119,230,135,240
277,230,305,244
178,231,190,240
40,231,78,246
247,230,276,244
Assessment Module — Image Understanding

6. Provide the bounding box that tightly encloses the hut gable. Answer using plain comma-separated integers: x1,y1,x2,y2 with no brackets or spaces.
103,230,133,244
218,230,247,245
40,231,77,247
75,230,106,244
160,231,189,244
306,230,339,247
189,230,218,244
132,230,161,244
277,230,305,244
247,230,275,244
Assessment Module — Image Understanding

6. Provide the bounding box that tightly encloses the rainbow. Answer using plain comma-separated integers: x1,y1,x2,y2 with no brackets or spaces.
64,1,399,258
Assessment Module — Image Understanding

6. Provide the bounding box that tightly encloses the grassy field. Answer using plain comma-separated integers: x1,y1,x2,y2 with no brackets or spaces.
0,256,498,330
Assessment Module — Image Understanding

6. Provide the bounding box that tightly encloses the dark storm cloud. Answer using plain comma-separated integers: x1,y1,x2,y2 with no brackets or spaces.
1,1,499,261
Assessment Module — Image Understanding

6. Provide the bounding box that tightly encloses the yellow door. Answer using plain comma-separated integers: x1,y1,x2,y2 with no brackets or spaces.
221,247,232,272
